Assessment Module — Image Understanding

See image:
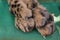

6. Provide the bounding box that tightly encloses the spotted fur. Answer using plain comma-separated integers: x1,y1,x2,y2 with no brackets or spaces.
8,0,54,36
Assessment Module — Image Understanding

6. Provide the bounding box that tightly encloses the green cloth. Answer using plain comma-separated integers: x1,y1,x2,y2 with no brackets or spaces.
0,0,60,40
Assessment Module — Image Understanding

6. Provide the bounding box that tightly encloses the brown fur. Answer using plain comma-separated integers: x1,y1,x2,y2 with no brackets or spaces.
8,0,34,32
8,0,54,36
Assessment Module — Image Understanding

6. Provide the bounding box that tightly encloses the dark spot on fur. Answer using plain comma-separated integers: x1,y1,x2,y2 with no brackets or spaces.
14,0,18,3
32,0,37,8
40,10,48,17
51,25,53,27
17,4,20,7
14,11,18,16
11,4,16,8
32,3,37,8
17,8,19,12
19,14,22,18
40,11,45,16
48,14,54,21
21,6,23,8
28,16,33,19
27,4,28,7
14,11,16,14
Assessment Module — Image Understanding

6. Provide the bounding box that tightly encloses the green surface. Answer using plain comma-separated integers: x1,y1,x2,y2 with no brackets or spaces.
38,0,60,2
0,0,60,40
